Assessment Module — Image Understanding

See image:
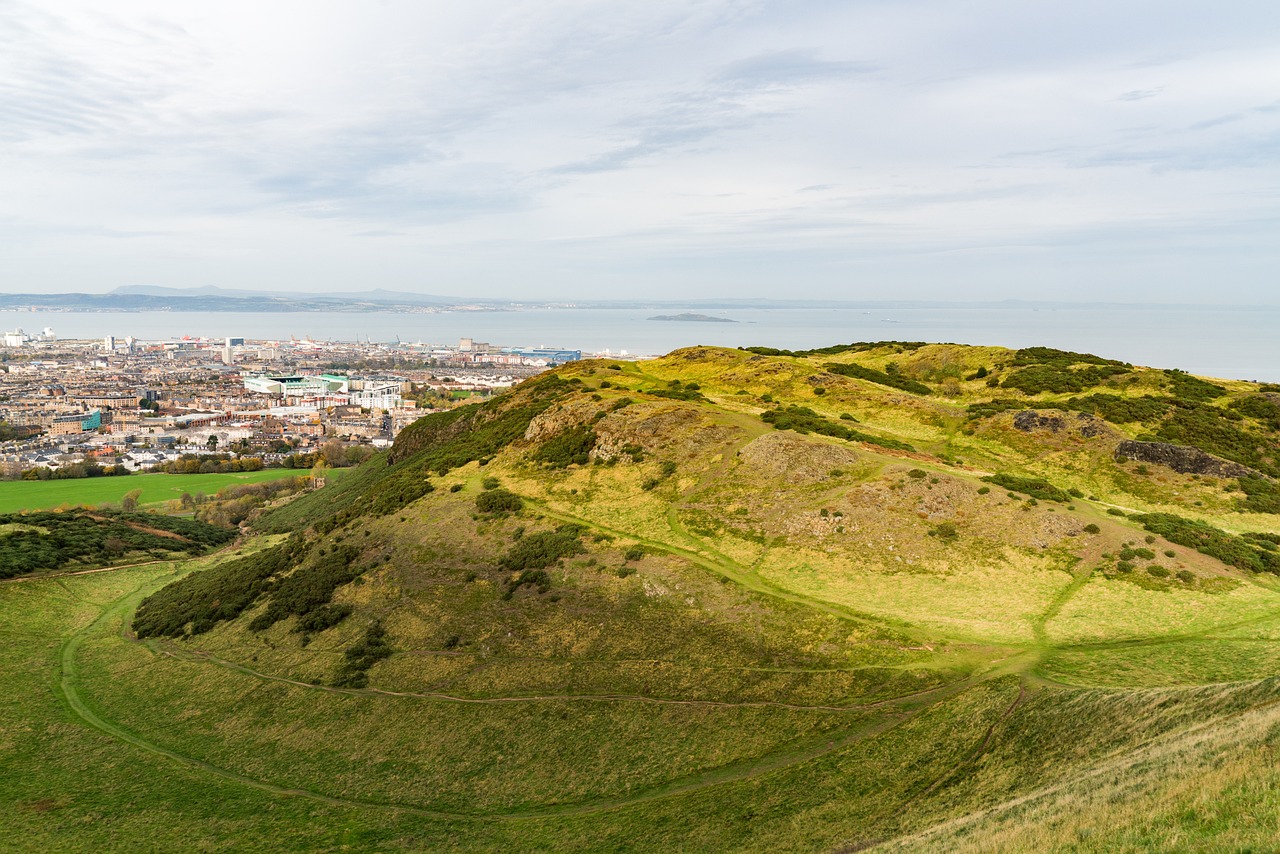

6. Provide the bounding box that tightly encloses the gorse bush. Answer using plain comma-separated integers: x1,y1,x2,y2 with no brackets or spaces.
0,509,235,580
332,621,393,688
1132,513,1280,574
981,473,1072,503
823,362,931,396
133,540,302,638
475,488,524,515
498,525,585,574
762,405,915,452
532,426,597,468
246,545,365,632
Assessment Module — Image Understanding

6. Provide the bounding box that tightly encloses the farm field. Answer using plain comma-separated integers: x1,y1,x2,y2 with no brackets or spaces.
0,468,314,513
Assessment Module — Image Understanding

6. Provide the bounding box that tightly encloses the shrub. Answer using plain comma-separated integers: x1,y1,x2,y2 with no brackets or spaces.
133,541,299,638
624,545,645,561
1108,508,1127,517
762,405,915,451
981,473,1072,503
1132,512,1280,574
449,483,464,493
823,362,931,395
929,522,959,542
248,545,365,632
481,476,501,490
332,621,393,688
813,387,826,396
1147,565,1170,578
532,425,597,468
502,569,552,599
295,603,353,634
1083,524,1101,534
475,488,523,515
1116,561,1135,573
499,525,585,574
977,486,991,495
907,469,927,479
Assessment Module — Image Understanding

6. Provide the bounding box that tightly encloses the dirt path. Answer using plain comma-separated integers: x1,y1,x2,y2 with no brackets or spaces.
58,572,966,821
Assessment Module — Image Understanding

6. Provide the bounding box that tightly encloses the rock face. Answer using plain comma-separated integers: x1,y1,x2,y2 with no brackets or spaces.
1114,440,1257,479
1013,410,1110,438
1013,411,1065,433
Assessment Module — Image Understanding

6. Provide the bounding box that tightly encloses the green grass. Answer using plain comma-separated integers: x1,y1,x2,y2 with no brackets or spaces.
0,469,310,513
6,343,1280,851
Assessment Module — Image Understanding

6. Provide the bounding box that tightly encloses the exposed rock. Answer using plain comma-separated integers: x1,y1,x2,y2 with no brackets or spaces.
1114,440,1258,479
1013,410,1111,438
1013,411,1065,433
736,432,859,484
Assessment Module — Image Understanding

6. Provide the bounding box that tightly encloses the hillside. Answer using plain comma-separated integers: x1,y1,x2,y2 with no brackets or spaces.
6,342,1280,851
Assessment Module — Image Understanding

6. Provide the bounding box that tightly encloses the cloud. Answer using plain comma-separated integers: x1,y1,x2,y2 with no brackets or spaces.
0,0,1277,304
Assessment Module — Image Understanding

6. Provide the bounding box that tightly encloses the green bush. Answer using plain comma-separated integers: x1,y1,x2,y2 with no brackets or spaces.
499,525,585,575
133,541,300,638
0,508,234,580
296,603,353,634
532,426,597,468
1083,524,1101,534
1132,512,1280,574
1147,565,1170,578
332,621,393,688
1165,370,1227,402
248,545,365,632
981,473,1072,503
475,489,523,515
762,405,915,452
823,362,931,396
929,522,959,542
1177,570,1196,584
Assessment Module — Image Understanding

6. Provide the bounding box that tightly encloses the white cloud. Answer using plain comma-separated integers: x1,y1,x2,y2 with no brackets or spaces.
1,0,1278,302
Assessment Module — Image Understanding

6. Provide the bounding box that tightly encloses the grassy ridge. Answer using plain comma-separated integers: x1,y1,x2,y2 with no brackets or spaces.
7,342,1280,851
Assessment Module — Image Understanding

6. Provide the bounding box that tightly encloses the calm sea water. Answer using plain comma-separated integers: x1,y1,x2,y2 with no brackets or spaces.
5,305,1278,382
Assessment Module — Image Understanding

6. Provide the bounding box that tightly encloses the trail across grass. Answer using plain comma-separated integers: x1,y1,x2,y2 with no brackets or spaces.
0,469,309,513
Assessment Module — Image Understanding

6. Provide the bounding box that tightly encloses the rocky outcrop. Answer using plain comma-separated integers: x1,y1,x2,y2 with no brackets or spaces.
1013,410,1110,438
1013,411,1065,433
1114,440,1257,479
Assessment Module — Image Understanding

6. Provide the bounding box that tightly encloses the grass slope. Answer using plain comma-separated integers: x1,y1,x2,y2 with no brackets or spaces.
6,342,1280,852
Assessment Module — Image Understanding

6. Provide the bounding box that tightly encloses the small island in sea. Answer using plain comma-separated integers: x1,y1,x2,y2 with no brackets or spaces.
647,312,737,323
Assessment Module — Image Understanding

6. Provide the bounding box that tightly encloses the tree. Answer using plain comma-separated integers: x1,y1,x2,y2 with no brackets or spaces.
207,435,218,451
121,488,143,511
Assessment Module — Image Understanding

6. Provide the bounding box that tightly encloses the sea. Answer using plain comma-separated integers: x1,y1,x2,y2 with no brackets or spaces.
4,304,1278,383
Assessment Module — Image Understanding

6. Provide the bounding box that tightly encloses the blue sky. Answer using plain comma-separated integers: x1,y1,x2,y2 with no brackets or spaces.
2,0,1279,302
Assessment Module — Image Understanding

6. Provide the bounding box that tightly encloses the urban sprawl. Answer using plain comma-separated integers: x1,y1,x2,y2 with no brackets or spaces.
0,327,617,480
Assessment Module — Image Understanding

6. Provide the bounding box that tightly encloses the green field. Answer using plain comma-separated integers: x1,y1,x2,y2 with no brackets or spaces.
0,469,310,513
7,344,1280,850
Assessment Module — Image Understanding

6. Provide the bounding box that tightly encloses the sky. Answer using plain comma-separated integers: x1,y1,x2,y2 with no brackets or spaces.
2,0,1279,303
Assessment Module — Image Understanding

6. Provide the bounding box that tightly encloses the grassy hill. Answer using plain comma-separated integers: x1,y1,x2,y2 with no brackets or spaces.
5,342,1280,851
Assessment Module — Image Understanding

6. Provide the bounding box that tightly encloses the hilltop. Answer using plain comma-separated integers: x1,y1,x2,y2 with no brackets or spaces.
7,341,1280,851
